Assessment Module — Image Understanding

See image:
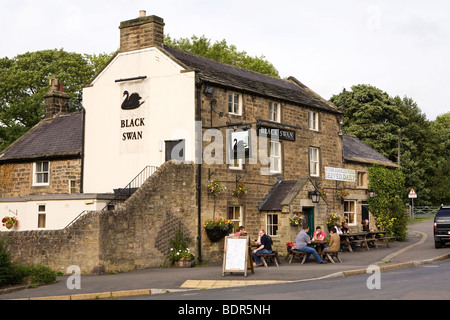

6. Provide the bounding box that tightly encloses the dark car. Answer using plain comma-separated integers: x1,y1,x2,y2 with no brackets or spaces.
434,206,450,248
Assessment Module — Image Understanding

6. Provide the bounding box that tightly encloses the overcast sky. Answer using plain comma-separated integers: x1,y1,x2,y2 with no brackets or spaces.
1,0,449,120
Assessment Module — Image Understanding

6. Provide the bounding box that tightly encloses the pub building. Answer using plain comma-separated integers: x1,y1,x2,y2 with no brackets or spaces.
0,11,397,269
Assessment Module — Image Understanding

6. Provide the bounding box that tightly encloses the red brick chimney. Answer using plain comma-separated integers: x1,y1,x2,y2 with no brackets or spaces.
119,10,165,53
44,77,70,119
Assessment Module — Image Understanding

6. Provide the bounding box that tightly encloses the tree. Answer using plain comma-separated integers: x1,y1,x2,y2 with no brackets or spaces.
0,49,114,150
164,35,280,78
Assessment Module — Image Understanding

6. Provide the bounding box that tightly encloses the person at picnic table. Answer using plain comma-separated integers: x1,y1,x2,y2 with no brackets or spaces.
341,222,349,234
334,224,343,235
362,219,370,232
234,226,246,236
252,229,272,267
294,225,325,264
312,226,328,250
322,228,341,259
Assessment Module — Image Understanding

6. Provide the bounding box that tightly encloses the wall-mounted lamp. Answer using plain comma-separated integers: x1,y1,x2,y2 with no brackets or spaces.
308,191,321,204
368,189,376,198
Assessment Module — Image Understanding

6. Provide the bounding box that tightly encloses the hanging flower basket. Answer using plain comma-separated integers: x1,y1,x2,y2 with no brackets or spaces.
2,216,18,229
207,179,227,196
289,213,304,226
204,217,231,242
232,183,249,197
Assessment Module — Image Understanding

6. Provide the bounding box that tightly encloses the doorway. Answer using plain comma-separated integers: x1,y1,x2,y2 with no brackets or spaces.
302,206,315,238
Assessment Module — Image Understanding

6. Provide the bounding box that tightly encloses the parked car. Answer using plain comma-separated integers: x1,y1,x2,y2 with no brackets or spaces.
434,206,450,248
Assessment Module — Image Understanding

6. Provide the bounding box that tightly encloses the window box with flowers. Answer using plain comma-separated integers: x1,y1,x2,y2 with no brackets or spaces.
232,183,249,197
170,248,195,268
203,217,231,242
2,216,18,229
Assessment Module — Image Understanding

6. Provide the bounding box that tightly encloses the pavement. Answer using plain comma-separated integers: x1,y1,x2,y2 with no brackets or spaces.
1,219,449,300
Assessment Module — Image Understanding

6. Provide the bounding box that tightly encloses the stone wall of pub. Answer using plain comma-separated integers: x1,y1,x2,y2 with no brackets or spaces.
1,161,198,274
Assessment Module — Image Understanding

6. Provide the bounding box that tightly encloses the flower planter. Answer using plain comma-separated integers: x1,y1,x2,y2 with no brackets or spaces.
205,227,229,242
5,223,13,229
174,259,194,268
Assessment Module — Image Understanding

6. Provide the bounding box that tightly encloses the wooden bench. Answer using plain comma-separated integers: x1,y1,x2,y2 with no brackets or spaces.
323,250,342,264
288,249,308,264
375,236,396,248
257,251,280,267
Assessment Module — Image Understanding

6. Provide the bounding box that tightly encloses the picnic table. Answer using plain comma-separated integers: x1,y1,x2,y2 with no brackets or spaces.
367,231,395,249
286,240,327,263
339,232,369,252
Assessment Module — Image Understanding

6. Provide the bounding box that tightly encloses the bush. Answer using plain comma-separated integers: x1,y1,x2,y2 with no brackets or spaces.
0,237,57,287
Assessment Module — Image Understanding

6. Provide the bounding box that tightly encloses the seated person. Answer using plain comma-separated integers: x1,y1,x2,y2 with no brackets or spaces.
322,228,341,258
251,229,272,267
312,226,326,241
234,226,246,236
293,226,325,264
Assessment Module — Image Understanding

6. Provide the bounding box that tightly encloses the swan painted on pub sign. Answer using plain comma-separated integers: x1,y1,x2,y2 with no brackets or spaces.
121,90,145,110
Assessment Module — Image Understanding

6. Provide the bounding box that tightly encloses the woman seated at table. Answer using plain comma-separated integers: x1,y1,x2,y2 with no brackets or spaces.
322,228,341,258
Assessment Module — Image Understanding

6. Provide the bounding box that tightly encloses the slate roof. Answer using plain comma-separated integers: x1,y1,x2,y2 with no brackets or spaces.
258,180,299,211
343,134,398,168
0,112,83,162
163,46,341,115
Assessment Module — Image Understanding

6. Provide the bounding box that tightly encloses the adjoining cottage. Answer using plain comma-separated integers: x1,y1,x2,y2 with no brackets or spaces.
0,11,398,271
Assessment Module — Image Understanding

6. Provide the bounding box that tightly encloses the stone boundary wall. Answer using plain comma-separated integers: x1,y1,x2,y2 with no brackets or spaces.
1,161,197,275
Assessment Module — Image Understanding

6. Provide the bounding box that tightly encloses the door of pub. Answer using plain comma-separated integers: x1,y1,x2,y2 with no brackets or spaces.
302,207,315,238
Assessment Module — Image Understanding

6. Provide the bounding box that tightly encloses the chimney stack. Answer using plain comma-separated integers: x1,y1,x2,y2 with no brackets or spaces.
119,11,165,53
44,77,70,119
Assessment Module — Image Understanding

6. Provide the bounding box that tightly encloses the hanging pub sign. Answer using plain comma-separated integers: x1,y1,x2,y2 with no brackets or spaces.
257,125,296,141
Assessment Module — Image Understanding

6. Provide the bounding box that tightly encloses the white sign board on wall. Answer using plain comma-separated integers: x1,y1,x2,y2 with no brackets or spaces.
325,166,356,182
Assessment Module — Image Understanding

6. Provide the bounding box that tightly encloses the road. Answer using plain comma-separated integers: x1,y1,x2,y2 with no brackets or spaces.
118,259,450,300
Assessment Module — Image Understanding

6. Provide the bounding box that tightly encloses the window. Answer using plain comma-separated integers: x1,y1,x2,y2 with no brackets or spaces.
309,147,320,177
228,93,242,115
308,111,319,131
344,200,356,226
69,180,77,194
38,204,46,228
266,213,278,237
228,206,243,234
270,140,281,173
33,161,50,186
269,102,280,122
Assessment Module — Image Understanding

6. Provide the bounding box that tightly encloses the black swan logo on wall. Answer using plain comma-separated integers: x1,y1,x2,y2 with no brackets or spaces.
121,91,145,110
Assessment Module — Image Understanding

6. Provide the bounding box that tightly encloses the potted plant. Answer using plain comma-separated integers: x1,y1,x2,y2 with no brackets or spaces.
232,183,249,197
207,179,227,196
168,222,195,267
289,213,304,226
2,216,18,229
203,217,231,242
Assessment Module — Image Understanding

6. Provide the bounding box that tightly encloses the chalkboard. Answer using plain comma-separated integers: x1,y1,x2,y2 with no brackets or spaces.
222,236,253,277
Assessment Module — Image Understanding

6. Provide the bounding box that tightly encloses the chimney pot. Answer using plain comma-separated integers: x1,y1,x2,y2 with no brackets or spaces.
139,10,146,17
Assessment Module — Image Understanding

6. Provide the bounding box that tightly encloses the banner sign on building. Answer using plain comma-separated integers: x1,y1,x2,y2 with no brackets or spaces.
325,166,356,182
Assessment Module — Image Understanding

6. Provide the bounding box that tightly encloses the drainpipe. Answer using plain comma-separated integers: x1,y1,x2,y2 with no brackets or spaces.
195,80,203,262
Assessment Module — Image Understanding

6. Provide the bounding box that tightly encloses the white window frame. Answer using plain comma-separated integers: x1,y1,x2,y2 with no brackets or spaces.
269,102,280,122
33,161,50,186
269,140,282,174
228,92,242,115
266,213,278,237
228,206,243,234
37,204,46,228
308,111,319,131
309,147,320,177
344,200,357,226
69,180,77,194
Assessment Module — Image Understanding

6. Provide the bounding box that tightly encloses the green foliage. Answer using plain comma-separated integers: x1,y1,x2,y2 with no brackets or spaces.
0,49,114,151
330,84,448,206
368,165,408,240
164,35,280,78
0,236,57,287
169,223,195,263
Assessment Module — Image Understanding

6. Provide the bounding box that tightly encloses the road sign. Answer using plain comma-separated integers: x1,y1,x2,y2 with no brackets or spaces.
408,188,417,198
